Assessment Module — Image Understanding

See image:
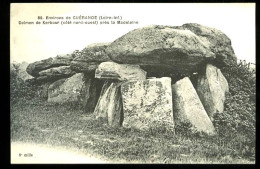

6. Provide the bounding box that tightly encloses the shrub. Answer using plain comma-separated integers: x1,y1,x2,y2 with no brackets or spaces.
10,66,38,104
213,61,255,159
174,121,208,138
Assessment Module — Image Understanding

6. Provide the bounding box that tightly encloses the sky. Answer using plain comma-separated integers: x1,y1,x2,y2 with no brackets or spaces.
10,3,255,64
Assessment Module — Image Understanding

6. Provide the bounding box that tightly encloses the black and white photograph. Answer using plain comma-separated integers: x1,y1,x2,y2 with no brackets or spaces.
10,3,255,164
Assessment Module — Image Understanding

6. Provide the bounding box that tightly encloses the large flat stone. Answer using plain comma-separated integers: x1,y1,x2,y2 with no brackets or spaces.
26,54,75,77
95,62,147,81
106,25,216,74
70,61,100,73
38,66,76,78
70,43,112,73
173,23,237,66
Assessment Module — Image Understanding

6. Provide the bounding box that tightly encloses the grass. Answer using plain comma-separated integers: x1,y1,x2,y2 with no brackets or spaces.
10,98,254,164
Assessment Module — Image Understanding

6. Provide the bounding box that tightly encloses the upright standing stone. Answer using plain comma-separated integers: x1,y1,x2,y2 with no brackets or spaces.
172,77,216,135
121,77,174,131
47,73,100,112
83,78,103,113
48,73,88,103
38,82,52,99
94,81,123,127
196,64,229,120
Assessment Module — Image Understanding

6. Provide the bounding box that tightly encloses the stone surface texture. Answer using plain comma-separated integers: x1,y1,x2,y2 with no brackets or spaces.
121,77,174,131
196,64,229,120
95,62,147,81
172,77,216,135
174,23,237,66
106,25,216,74
26,54,75,77
94,81,123,127
70,43,112,72
48,73,90,104
38,66,76,77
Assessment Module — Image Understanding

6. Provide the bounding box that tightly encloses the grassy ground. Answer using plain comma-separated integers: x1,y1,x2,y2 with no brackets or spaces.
10,98,254,164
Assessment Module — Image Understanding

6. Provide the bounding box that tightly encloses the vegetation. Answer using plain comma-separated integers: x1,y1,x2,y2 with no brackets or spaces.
10,66,38,104
213,62,256,159
10,61,255,163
